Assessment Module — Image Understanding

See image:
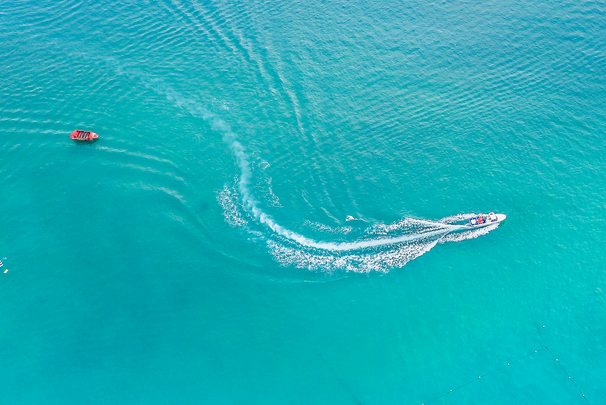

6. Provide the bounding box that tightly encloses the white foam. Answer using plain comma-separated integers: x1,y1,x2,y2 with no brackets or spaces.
217,185,248,227
267,238,439,273
439,223,498,243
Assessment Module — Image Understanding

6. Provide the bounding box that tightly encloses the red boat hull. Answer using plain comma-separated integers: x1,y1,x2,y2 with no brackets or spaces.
71,130,99,141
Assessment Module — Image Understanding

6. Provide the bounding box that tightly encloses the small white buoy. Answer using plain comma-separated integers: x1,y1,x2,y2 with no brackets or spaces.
507,363,510,366
535,351,537,352
556,359,558,361
478,376,481,379
543,325,545,328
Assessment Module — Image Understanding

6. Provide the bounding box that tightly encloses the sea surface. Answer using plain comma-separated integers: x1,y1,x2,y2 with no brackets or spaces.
1,0,606,403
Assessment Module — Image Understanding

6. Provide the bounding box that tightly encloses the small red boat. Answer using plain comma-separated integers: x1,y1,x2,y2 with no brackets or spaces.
71,130,99,141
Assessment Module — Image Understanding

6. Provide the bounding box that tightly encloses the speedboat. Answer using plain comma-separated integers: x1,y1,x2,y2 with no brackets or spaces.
70,130,99,141
466,212,506,228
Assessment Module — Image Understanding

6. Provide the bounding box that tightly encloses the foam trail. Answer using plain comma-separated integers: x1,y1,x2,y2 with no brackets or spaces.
275,227,449,251
89,63,493,266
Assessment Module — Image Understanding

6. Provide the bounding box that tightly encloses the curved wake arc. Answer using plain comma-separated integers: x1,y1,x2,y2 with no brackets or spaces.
220,135,499,273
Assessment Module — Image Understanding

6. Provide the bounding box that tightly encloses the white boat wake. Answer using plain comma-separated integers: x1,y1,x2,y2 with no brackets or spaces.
219,179,498,272
97,63,500,272
219,133,500,272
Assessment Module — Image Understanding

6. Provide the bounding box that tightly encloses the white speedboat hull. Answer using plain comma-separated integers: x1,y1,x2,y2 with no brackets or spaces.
466,213,506,228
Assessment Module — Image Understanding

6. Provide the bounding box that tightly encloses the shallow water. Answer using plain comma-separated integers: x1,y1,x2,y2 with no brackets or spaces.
1,0,606,403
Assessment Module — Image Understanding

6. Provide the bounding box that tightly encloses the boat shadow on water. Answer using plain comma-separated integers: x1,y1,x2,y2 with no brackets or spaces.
72,138,100,146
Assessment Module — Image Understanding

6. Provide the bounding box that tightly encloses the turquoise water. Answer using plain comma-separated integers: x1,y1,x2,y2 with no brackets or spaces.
1,0,606,403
